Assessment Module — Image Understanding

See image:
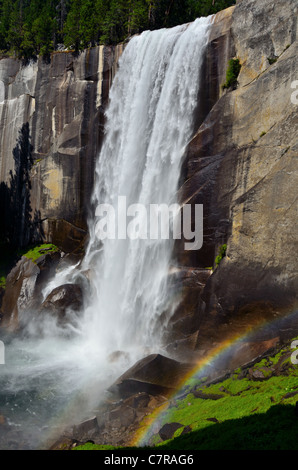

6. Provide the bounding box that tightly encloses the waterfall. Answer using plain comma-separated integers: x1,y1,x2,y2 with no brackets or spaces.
45,16,211,362
0,17,211,449
73,15,211,359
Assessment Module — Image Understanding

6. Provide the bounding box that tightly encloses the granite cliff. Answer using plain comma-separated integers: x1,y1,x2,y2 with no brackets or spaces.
170,0,298,365
0,45,123,253
0,0,297,449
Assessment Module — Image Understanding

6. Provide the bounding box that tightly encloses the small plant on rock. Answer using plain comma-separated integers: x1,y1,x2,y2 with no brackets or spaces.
222,58,241,90
215,244,227,267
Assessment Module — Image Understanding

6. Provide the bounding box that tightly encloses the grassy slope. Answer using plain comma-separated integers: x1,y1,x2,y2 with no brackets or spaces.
74,338,298,450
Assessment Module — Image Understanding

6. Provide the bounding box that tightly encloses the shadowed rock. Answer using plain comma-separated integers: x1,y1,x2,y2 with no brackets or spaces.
159,423,183,441
40,283,83,320
0,251,61,330
109,354,194,399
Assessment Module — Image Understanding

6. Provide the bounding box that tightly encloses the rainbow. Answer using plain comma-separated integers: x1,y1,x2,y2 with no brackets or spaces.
38,308,297,449
131,309,298,447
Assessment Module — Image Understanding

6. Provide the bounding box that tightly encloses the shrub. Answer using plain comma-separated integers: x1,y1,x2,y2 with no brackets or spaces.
0,276,6,289
222,58,241,90
268,57,277,65
215,244,227,267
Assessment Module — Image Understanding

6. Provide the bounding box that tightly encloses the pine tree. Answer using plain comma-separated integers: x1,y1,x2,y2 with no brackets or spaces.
63,0,82,50
0,0,236,57
0,0,13,50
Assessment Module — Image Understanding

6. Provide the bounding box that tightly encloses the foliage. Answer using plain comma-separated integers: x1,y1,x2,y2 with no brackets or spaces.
74,339,298,450
215,243,227,267
0,0,236,56
222,58,241,89
21,243,60,263
268,56,277,65
0,275,6,289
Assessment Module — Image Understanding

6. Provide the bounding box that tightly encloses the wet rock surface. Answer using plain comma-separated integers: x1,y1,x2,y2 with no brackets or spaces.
40,284,83,321
0,251,62,330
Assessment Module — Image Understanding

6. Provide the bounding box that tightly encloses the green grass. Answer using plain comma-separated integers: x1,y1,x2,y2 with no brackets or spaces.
74,444,117,451
74,339,298,451
21,244,60,263
150,345,298,449
156,404,298,450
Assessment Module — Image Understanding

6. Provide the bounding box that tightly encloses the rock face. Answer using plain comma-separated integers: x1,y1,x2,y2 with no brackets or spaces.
0,251,61,330
175,0,298,356
0,45,123,252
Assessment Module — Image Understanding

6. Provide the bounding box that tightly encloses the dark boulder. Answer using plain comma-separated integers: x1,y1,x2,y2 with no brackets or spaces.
159,423,183,441
40,283,83,321
109,354,194,399
72,416,100,441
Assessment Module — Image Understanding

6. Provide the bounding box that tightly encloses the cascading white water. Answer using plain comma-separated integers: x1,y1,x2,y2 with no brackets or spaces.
72,15,212,358
0,17,211,449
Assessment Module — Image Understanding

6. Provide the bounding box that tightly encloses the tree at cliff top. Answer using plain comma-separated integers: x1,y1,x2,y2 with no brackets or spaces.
0,0,236,55
0,0,58,58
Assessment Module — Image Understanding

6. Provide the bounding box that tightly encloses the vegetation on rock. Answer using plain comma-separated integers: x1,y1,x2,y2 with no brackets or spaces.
222,57,241,89
0,275,6,289
73,338,298,450
215,243,227,267
21,243,60,263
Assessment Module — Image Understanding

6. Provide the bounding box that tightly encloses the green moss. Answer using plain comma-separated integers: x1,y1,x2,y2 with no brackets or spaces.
268,56,277,65
158,404,298,450
222,58,241,90
0,276,6,289
73,340,298,451
21,244,59,264
215,244,227,267
132,340,298,450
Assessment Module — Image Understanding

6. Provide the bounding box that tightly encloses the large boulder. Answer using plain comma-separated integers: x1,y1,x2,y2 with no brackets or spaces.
109,354,194,399
0,251,61,331
40,283,83,322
